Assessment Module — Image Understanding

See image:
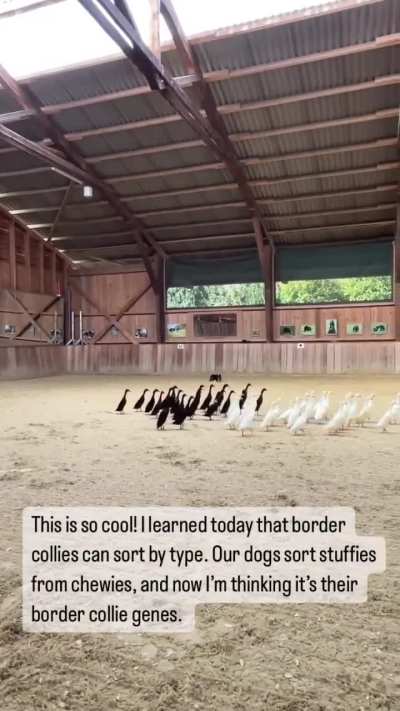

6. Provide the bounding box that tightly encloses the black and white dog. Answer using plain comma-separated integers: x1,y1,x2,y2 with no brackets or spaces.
209,373,222,382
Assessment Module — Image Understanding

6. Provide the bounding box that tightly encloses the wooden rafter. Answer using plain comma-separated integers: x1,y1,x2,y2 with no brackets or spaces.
77,0,271,272
0,64,165,286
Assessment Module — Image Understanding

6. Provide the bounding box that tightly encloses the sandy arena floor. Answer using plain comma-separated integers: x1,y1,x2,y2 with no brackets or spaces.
0,373,399,710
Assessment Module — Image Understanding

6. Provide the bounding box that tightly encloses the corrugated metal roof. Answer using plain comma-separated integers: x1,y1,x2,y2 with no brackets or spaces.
0,0,399,260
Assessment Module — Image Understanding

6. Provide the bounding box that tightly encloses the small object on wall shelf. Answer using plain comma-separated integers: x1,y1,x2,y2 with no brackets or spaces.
347,323,363,336
168,323,187,338
326,319,338,336
371,322,388,336
4,324,16,335
280,325,295,336
82,329,95,343
135,328,148,338
300,323,316,336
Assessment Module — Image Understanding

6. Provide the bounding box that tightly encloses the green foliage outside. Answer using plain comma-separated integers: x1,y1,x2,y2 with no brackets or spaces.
167,276,392,309
167,282,265,308
275,276,392,305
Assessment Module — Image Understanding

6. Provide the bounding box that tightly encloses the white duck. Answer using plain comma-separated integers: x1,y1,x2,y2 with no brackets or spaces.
389,393,400,424
238,398,257,436
354,394,375,426
287,398,302,429
260,400,281,431
375,405,395,432
289,408,309,435
314,391,330,422
324,399,350,435
226,396,241,430
344,394,361,428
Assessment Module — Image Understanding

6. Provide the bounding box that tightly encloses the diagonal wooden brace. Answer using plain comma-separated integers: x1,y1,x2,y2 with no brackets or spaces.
7,290,61,340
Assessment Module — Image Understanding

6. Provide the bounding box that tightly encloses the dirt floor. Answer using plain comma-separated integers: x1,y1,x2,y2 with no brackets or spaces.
0,373,399,711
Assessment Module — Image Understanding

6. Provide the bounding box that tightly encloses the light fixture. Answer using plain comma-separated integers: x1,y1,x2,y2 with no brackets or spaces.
83,185,94,199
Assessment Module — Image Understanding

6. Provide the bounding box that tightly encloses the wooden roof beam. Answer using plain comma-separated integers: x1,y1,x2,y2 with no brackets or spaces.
0,64,165,286
78,0,272,268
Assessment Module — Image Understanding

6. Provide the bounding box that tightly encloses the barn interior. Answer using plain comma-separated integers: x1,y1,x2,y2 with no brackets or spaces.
0,0,399,709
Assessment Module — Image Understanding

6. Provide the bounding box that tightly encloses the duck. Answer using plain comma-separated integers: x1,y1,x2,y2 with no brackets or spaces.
260,400,281,430
344,394,361,428
162,386,178,409
220,390,235,416
173,395,188,428
133,388,149,411
186,385,204,419
156,407,169,431
375,406,394,433
204,400,220,420
354,394,375,426
286,398,302,428
226,396,241,429
239,383,251,410
145,388,159,414
289,409,308,436
200,384,214,410
314,391,330,422
151,390,165,416
115,388,130,413
255,388,267,415
323,400,350,435
238,398,257,436
214,384,229,411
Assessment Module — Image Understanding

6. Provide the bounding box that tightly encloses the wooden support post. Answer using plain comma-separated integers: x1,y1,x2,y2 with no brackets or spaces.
8,219,17,290
264,242,275,343
395,204,400,340
38,239,45,293
253,218,273,342
24,229,31,292
50,249,57,294
62,259,69,295
156,255,166,343
149,0,161,60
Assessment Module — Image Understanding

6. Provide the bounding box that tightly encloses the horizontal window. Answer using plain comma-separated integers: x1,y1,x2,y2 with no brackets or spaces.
275,276,392,306
167,283,265,309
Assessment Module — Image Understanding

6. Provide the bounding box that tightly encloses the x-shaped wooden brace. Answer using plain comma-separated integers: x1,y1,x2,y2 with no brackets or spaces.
70,281,151,345
6,289,61,341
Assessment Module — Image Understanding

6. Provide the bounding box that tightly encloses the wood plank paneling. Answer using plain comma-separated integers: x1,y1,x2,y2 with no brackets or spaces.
69,270,158,343
166,308,266,342
274,304,395,341
2,342,400,379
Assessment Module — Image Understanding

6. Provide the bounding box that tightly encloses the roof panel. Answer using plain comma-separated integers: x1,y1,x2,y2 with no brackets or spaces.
0,0,398,256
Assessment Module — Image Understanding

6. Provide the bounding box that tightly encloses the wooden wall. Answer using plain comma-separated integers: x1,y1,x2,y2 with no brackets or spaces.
2,341,400,379
166,307,266,342
0,345,66,378
69,270,157,344
65,342,400,375
274,304,395,341
0,209,67,346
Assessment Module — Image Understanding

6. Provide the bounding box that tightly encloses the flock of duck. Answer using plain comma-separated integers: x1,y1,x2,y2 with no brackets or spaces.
115,384,400,435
